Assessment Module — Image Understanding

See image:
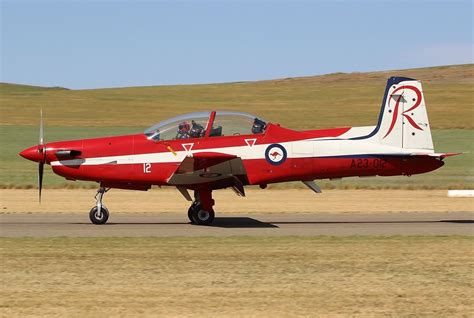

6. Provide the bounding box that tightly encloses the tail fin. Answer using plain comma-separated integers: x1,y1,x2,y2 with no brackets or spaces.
364,77,434,150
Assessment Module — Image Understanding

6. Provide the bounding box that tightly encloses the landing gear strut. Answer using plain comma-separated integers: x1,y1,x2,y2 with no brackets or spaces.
89,187,110,225
188,189,215,225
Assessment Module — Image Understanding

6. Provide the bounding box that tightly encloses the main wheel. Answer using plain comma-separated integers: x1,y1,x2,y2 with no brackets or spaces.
188,202,198,224
89,206,109,225
190,204,215,226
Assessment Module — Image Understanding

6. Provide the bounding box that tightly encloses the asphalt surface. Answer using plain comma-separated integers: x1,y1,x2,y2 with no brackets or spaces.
1,212,473,237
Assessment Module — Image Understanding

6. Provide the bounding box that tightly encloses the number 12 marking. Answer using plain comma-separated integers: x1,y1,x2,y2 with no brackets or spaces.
143,163,151,174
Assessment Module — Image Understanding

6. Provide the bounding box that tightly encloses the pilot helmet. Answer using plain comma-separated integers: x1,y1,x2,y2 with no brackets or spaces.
252,118,266,134
178,122,190,131
189,120,204,137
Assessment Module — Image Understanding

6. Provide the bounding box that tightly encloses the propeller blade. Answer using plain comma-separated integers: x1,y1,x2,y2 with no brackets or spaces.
39,162,44,203
39,108,44,145
39,108,45,203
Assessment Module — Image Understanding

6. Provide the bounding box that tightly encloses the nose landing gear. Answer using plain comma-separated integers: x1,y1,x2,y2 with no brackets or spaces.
187,189,215,226
89,187,110,225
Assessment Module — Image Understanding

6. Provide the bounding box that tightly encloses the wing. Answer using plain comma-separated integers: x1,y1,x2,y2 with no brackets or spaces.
167,152,247,189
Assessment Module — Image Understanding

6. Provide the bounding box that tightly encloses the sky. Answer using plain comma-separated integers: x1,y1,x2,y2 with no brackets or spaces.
1,0,473,89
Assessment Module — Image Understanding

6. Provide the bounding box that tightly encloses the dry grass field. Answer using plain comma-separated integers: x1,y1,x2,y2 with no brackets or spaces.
1,64,473,129
1,236,473,317
1,189,473,214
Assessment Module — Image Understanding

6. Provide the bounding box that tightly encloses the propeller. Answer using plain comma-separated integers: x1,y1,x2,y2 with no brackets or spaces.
38,108,45,203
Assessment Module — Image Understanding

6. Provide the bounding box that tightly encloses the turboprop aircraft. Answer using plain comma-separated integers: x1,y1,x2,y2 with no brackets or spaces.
20,77,458,225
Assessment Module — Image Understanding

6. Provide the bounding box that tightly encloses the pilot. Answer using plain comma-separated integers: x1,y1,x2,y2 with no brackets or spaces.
252,118,266,134
176,121,190,139
189,120,205,138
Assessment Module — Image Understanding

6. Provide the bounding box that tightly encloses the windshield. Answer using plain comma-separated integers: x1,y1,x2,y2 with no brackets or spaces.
144,112,211,141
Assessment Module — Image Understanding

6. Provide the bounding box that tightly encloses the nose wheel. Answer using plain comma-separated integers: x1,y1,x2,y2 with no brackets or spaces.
89,187,110,225
89,206,109,224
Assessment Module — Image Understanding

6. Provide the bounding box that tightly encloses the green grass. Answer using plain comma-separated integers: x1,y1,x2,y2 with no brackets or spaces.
1,236,473,317
1,125,471,189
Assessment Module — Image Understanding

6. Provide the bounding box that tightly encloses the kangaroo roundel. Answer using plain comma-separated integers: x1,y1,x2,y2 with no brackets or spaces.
265,144,287,165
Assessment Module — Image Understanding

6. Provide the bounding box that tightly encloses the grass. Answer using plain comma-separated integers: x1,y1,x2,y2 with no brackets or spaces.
1,125,472,189
1,236,473,317
1,64,473,189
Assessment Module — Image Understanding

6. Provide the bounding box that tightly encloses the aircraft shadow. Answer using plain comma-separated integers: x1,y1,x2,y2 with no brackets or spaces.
439,220,474,224
93,218,473,228
211,217,278,228
106,217,279,228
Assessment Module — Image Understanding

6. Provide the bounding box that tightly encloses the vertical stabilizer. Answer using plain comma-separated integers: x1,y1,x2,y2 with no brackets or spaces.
355,77,434,150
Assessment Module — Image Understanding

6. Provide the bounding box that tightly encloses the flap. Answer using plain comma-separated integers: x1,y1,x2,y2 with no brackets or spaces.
176,152,237,174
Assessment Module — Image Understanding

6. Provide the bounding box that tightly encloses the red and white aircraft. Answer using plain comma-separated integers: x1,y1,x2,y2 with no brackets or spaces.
20,77,458,225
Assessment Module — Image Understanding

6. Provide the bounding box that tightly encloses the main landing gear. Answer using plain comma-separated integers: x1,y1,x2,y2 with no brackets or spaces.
89,187,110,225
187,189,215,226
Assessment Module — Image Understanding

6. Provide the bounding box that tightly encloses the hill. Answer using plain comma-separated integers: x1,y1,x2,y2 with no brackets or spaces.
1,64,473,129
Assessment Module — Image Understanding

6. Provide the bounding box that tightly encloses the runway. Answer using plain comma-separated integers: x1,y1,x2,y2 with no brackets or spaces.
1,212,473,237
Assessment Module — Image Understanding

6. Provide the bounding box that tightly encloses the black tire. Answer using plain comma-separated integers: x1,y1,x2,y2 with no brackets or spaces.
89,206,109,225
190,204,215,226
188,202,197,224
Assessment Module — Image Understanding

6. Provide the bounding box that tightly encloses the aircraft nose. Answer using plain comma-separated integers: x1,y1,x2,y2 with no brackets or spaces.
19,145,42,162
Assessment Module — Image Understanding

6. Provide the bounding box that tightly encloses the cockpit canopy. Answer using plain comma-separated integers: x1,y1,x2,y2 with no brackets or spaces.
144,111,267,141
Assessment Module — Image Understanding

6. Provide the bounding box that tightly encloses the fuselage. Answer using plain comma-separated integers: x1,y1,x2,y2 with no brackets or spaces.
20,122,443,190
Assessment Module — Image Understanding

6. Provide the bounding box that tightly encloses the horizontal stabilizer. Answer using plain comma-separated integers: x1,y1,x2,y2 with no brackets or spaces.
353,152,462,160
394,152,462,160
424,152,462,159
